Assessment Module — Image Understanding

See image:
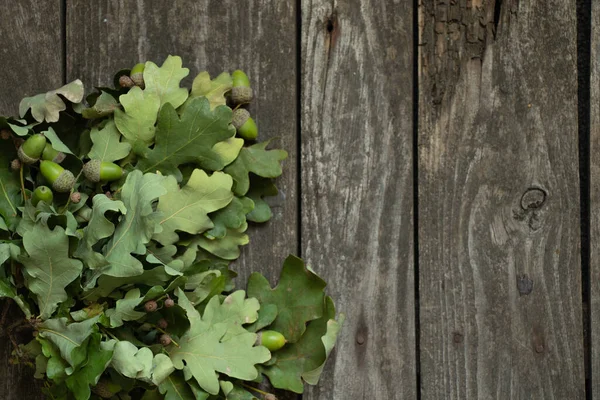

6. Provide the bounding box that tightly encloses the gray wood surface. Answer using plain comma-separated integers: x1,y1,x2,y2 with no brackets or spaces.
591,1,600,397
301,1,416,399
0,2,63,399
66,0,298,286
418,1,585,398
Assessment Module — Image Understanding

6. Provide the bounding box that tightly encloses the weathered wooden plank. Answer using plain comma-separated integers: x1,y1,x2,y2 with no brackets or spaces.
301,1,415,399
66,1,297,283
418,1,584,398
0,2,63,399
591,0,600,396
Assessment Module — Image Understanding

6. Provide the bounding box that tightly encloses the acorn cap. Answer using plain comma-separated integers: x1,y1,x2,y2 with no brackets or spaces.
17,146,39,164
82,159,101,183
52,170,75,193
231,86,253,105
232,108,250,129
119,75,135,88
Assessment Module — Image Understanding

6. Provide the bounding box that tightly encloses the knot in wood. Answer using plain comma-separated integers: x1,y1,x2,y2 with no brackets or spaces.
517,274,533,296
520,188,546,210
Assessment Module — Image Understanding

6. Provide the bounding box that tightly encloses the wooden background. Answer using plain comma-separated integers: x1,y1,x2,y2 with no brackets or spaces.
0,0,595,399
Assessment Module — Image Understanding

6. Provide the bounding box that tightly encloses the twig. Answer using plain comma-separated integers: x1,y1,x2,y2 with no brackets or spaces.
19,165,27,201
240,382,274,397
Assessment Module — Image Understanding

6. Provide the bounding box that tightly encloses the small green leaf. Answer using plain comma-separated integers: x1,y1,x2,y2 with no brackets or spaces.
0,145,22,231
246,178,278,223
224,141,287,196
89,120,132,162
43,127,75,155
82,91,120,119
105,288,146,327
212,137,244,168
206,197,254,239
158,372,197,400
21,224,84,319
198,222,249,260
65,333,114,400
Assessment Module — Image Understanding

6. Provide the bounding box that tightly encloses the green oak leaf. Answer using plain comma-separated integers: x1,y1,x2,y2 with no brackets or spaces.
19,80,84,123
261,297,344,393
151,354,175,386
190,71,232,109
38,316,99,370
0,145,22,230
246,304,278,333
43,127,75,156
247,255,326,343
206,197,254,239
153,170,233,246
114,86,160,149
137,97,235,177
105,288,146,327
202,290,259,340
102,170,168,277
0,242,19,266
39,337,69,381
198,222,249,260
144,55,190,109
74,194,126,270
224,141,287,196
246,178,278,223
102,340,154,380
82,91,120,119
65,333,114,400
89,120,132,162
21,224,84,319
158,372,197,400
169,288,270,395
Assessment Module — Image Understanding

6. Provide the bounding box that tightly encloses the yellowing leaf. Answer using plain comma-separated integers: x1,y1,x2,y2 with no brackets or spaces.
114,86,160,149
190,71,232,109
19,80,84,122
144,55,190,109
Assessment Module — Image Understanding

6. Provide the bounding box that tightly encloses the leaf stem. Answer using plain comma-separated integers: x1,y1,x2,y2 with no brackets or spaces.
239,382,273,397
100,326,119,341
19,165,27,202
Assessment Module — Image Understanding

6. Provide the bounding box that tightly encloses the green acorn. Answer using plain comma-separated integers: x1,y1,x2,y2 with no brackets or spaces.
256,330,286,352
231,69,253,104
40,160,75,193
31,186,53,207
83,160,123,183
41,143,65,164
17,134,46,164
130,62,145,88
232,108,258,140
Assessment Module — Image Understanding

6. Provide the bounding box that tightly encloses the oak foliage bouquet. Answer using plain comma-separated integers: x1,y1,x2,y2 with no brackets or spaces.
0,55,343,400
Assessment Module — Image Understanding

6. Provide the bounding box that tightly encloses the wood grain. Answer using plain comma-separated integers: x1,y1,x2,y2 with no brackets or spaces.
591,0,600,397
66,0,298,285
0,1,63,399
418,0,584,398
301,1,415,399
